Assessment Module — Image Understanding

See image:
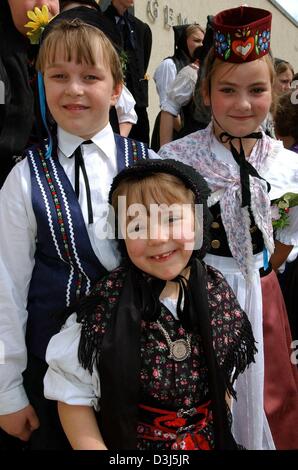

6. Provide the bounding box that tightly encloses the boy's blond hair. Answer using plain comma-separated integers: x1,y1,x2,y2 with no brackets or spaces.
36,18,123,86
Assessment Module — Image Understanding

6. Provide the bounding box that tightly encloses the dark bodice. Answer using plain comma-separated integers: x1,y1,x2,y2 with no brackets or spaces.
209,202,264,257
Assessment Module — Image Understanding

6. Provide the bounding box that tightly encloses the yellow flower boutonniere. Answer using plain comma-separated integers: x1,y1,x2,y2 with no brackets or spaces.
24,5,55,45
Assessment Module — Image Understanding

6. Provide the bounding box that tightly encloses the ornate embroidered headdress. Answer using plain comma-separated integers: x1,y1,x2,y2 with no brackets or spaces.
213,6,272,63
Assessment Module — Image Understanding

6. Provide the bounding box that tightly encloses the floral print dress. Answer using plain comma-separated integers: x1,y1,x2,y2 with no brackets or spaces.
76,264,255,450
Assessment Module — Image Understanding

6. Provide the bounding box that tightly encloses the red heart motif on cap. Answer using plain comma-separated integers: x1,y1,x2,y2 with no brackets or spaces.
232,37,254,60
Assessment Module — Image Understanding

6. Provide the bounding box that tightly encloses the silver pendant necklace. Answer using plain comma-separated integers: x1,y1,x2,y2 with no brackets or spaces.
156,321,191,362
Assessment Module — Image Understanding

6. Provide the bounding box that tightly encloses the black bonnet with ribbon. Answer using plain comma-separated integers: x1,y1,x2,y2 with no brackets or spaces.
108,158,212,262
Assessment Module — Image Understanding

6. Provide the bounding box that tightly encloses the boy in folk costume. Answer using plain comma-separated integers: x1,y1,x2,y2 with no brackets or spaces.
159,6,298,450
44,159,256,450
0,17,157,449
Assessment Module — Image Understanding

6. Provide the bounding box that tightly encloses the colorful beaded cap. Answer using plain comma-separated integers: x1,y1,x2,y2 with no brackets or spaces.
213,6,272,63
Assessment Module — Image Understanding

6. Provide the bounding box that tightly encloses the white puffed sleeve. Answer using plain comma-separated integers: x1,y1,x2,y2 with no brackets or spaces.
153,58,177,108
161,64,199,116
44,314,100,410
115,86,138,124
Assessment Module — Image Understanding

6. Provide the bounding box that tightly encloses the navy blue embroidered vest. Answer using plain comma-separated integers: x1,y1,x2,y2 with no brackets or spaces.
26,134,148,359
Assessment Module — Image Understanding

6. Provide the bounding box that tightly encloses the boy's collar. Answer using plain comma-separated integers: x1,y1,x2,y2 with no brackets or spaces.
57,123,114,159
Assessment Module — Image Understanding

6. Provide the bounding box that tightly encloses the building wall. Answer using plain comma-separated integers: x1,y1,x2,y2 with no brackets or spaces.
132,0,298,134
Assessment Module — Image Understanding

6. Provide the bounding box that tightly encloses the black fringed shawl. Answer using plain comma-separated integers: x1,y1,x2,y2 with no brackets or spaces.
75,260,257,450
0,2,35,185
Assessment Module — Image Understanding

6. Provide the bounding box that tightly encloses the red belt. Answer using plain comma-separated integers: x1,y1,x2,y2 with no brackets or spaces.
137,401,212,450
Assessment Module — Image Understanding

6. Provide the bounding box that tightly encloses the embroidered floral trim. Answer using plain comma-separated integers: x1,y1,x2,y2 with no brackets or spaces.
256,29,270,54
214,31,231,61
39,150,83,298
271,192,298,230
131,140,138,163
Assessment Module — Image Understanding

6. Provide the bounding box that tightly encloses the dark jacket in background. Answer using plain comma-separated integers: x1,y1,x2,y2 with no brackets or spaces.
0,1,35,187
103,3,152,144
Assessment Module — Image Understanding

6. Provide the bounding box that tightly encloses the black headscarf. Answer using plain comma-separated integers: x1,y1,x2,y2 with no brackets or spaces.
78,159,239,449
168,25,193,72
0,0,34,186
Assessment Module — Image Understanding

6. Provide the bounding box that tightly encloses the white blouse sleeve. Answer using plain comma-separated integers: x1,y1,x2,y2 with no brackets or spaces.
115,86,138,124
0,160,37,414
44,313,100,410
161,65,199,116
153,58,177,108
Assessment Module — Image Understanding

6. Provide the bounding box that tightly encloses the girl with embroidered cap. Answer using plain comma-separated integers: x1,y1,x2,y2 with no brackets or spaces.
159,6,298,450
0,14,158,449
44,158,256,450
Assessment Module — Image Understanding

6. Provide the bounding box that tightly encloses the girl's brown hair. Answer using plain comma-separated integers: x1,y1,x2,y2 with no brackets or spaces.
274,91,298,140
36,18,123,86
185,24,205,38
274,59,294,77
111,172,195,218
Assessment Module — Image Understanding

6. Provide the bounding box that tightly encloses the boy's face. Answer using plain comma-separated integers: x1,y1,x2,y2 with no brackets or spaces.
43,47,122,139
112,0,134,11
203,58,272,139
8,1,59,36
123,203,195,281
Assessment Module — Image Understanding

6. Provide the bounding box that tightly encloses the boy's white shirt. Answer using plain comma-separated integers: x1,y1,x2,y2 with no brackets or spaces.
115,85,137,124
0,123,158,414
44,298,179,409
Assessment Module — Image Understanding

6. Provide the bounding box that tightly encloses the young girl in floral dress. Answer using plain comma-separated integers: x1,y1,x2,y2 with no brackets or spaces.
44,159,256,450
159,6,298,450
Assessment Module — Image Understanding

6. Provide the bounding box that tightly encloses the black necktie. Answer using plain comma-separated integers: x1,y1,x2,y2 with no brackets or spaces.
72,140,93,225
116,13,135,49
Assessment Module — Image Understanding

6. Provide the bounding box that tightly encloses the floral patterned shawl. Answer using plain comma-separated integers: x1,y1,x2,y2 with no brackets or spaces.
159,123,283,279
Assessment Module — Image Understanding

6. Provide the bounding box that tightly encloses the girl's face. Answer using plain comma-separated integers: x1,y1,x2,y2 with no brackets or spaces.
274,68,294,95
8,1,59,36
43,45,122,139
123,203,195,281
204,58,272,139
186,30,205,58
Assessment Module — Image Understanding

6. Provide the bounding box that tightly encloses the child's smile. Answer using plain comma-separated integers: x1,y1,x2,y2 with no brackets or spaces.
124,205,195,281
204,58,272,143
43,48,121,139
150,250,176,261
